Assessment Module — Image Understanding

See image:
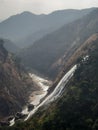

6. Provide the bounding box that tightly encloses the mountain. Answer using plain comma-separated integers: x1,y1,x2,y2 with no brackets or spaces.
9,34,98,130
2,39,19,53
19,9,98,79
0,8,95,48
0,12,42,42
0,39,37,120
0,8,98,130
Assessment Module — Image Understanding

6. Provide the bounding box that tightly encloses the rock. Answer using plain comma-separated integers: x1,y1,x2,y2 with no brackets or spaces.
28,104,34,111
15,112,27,121
7,116,14,121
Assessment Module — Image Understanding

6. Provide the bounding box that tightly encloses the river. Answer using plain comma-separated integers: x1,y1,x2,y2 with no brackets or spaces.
25,65,77,120
10,65,77,126
10,73,52,126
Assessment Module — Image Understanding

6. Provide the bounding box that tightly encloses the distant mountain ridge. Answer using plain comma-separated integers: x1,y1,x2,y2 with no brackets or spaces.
0,8,95,48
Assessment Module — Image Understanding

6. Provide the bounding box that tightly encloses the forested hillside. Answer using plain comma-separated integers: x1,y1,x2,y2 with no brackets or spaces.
6,34,98,130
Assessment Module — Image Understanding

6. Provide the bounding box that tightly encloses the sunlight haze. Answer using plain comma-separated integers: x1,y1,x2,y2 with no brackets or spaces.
0,0,98,20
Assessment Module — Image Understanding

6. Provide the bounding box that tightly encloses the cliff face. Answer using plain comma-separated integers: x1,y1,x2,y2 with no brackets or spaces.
0,39,36,119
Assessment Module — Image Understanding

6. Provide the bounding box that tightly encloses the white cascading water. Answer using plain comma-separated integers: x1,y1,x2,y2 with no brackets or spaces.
25,65,77,121
10,65,77,126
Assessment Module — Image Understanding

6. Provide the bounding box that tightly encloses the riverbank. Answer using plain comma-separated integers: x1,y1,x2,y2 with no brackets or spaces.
9,73,52,126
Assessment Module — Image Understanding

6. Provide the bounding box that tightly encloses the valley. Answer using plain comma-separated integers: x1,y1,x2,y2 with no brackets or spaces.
0,6,98,130
8,33,98,130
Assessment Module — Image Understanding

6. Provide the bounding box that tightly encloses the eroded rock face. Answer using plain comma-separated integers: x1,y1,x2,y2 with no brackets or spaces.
0,39,36,119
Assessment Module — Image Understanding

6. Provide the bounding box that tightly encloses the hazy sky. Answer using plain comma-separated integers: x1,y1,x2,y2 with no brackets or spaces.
0,0,98,20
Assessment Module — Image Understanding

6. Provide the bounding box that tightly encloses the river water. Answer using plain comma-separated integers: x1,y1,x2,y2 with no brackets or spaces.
10,65,77,126
25,65,77,121
10,73,52,126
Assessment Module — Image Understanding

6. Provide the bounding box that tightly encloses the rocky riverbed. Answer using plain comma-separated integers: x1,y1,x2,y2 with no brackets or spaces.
9,73,52,126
